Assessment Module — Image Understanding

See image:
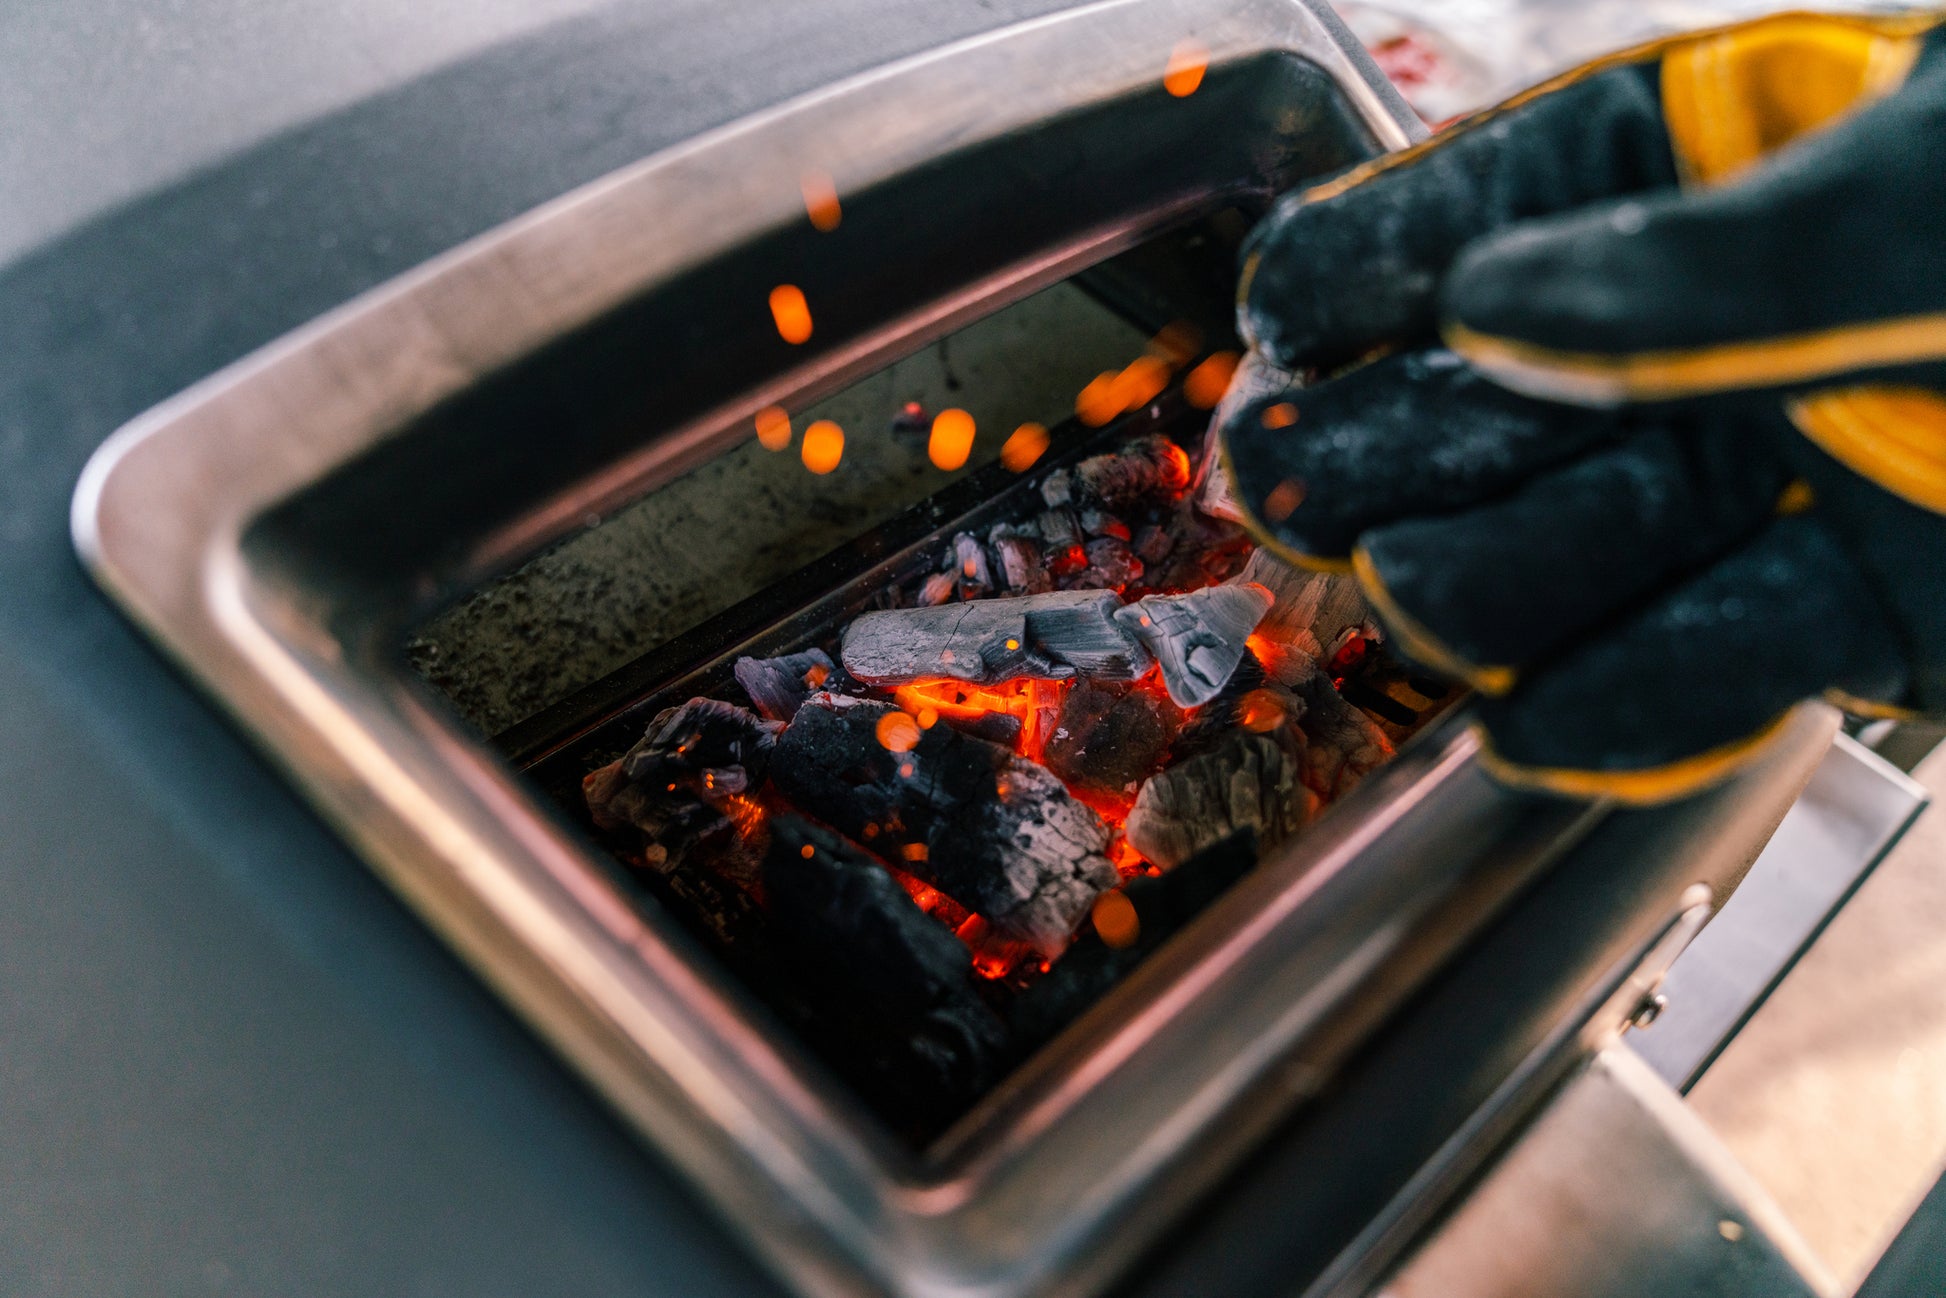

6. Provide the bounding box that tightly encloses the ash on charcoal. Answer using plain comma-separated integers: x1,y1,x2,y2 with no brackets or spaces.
1169,652,1278,761
991,529,1052,594
842,590,1151,686
1070,433,1193,512
954,532,994,597
1079,509,1131,541
1286,665,1393,800
734,648,837,723
1042,681,1178,797
771,695,1117,957
1115,583,1273,707
1124,732,1308,870
1007,831,1258,1050
763,817,1009,1118
619,697,780,793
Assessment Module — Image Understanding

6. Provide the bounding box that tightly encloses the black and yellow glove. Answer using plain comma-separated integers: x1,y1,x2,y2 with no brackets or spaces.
1221,11,1946,802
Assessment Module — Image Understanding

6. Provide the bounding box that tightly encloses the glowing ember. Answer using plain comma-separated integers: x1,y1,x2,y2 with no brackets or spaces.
902,843,929,862
1183,351,1238,408
804,662,830,687
875,710,922,752
916,706,939,729
799,843,815,858
754,405,792,451
929,407,977,471
1163,39,1209,97
799,169,842,231
893,676,1068,759
1260,402,1299,429
1075,371,1122,427
1092,890,1141,948
1147,320,1201,368
1111,354,1172,414
769,283,814,344
1000,422,1051,473
801,419,844,474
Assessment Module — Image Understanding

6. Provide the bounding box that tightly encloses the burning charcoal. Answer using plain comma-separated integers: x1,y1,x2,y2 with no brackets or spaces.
1229,549,1373,671
1079,508,1132,541
1007,831,1258,1050
918,570,957,606
734,648,837,723
1124,733,1306,870
1071,433,1193,512
991,532,1052,594
1037,508,1089,577
841,590,1151,686
1168,652,1281,762
1042,681,1178,798
954,532,993,596
1133,523,1175,566
763,817,1010,1117
1115,583,1273,707
770,695,1118,956
619,697,780,795
1076,537,1143,590
1286,665,1393,800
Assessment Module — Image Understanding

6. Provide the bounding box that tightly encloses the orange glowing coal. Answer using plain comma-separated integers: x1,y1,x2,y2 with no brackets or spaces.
801,419,844,474
1237,687,1287,732
1183,350,1239,409
892,676,1068,760
754,405,792,451
875,710,922,752
929,407,976,471
1164,39,1210,97
799,169,842,231
769,283,813,344
1000,422,1050,473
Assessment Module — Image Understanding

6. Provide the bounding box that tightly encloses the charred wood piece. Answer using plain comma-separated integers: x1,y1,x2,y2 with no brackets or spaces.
734,648,837,723
1230,548,1372,671
1124,733,1307,869
770,695,1117,956
954,532,994,597
1115,583,1273,707
1168,651,1280,763
991,532,1052,594
842,591,1151,686
762,817,1009,1118
1042,682,1179,798
1071,433,1192,512
1287,665,1393,800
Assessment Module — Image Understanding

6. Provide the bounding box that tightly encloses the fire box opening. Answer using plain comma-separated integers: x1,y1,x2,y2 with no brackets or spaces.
403,206,1457,1149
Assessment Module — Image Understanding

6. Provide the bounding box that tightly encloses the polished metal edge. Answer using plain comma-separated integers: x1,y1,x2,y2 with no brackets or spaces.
60,3,1605,1296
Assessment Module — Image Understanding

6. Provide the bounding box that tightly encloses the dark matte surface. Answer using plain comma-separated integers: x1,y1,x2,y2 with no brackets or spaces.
0,3,1084,1293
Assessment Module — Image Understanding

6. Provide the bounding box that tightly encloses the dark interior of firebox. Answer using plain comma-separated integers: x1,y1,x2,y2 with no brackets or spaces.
407,214,1463,1148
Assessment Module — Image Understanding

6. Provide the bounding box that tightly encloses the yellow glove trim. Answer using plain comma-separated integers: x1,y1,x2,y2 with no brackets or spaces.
1475,709,1794,805
1446,314,1946,407
1822,687,1920,721
1215,430,1355,575
1788,385,1946,515
1352,545,1517,696
1663,12,1933,185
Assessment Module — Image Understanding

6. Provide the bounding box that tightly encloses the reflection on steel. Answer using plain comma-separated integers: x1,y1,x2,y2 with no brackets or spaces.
65,1,1835,1296
1377,1046,1835,1298
1630,733,1930,1091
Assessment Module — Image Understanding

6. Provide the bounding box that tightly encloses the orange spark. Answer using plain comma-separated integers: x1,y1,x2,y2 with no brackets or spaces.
1111,354,1171,413
754,405,792,451
801,419,844,474
1093,891,1141,948
799,169,842,231
1260,401,1299,429
769,283,813,344
1000,421,1050,473
799,843,815,859
1076,371,1122,426
916,706,939,729
901,842,929,862
1183,351,1239,408
1146,320,1202,367
876,710,922,753
1163,40,1209,97
928,407,976,471
1263,478,1305,521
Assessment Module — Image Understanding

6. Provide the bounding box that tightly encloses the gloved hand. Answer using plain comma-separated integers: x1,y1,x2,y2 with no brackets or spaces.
1219,10,1946,802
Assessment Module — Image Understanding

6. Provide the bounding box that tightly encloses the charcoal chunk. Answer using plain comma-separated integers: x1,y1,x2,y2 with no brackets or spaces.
1072,433,1192,512
1042,682,1177,797
771,695,1117,956
1115,583,1273,706
734,649,837,723
1124,733,1307,869
841,590,1151,686
1287,665,1394,799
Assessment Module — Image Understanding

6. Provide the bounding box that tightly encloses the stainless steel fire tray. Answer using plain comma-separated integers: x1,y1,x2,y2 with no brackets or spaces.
68,2,1834,1295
